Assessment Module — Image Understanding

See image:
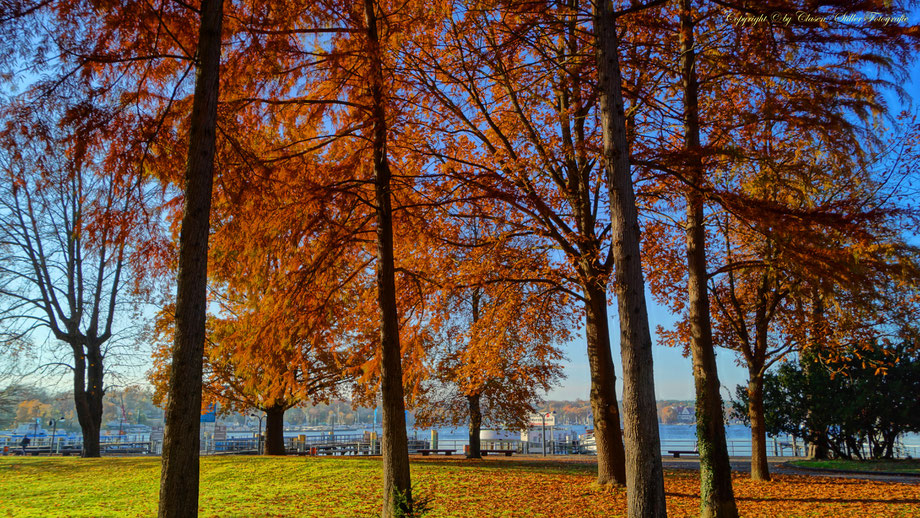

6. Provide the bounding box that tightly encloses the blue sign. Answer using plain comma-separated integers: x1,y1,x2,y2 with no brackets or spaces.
200,405,216,423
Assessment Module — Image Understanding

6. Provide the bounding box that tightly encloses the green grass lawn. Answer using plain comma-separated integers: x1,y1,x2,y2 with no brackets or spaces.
1,455,919,517
790,458,920,474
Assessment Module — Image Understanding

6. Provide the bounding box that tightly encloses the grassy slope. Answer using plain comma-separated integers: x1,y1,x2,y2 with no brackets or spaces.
0,456,918,517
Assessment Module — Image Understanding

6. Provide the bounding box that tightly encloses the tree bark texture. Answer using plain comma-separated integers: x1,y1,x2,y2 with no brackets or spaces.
680,1,739,515
467,394,482,459
72,342,104,457
592,1,667,515
747,375,771,481
686,204,739,514
364,1,412,515
158,1,223,516
264,406,286,456
584,281,627,485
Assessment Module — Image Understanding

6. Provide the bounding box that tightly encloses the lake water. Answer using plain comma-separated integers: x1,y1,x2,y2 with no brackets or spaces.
400,423,763,455
10,422,914,457
392,424,920,457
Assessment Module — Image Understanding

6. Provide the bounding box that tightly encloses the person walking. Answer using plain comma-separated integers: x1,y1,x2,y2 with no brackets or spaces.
19,435,30,455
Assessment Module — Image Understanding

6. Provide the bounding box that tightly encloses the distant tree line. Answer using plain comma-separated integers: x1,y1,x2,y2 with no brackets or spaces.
0,385,163,432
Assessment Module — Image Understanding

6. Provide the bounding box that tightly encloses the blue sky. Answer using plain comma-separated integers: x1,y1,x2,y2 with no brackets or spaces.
547,293,749,402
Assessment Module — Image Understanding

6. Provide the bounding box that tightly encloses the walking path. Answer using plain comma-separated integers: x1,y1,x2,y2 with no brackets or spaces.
466,454,920,484
661,456,920,484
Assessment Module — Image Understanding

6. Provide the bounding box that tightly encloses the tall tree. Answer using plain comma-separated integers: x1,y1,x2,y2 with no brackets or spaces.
675,0,738,513
362,0,412,514
0,106,140,457
710,205,920,478
413,217,571,458
709,225,795,481
414,283,567,459
406,0,629,484
150,294,350,457
158,0,224,514
592,0,667,514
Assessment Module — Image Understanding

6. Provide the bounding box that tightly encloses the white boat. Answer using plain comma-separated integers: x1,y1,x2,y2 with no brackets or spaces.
579,429,596,454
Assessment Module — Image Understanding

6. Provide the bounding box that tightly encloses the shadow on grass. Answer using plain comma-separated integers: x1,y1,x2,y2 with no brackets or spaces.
667,492,920,505
0,457,157,482
790,459,920,475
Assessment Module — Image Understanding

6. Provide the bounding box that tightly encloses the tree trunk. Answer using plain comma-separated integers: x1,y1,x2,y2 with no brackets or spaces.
827,436,848,460
747,375,770,481
264,406,286,456
364,1,412,516
882,431,896,459
846,436,863,460
680,1,738,516
687,252,738,513
71,343,103,458
467,394,482,459
592,1,667,515
801,355,828,460
584,281,627,485
158,1,223,516
805,286,828,460
811,430,830,460
802,353,829,461
467,290,483,460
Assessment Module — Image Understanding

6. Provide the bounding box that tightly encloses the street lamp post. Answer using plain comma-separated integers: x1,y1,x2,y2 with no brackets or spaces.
48,417,64,454
541,414,546,457
540,411,557,457
550,411,556,455
540,410,556,457
250,413,264,455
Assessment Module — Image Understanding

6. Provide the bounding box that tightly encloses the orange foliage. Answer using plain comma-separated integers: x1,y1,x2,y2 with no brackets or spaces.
15,399,51,424
412,217,572,429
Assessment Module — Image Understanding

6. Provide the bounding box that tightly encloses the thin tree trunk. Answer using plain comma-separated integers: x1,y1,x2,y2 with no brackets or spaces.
680,1,738,515
364,1,412,515
846,436,863,460
584,281,627,485
747,374,770,481
467,290,483,460
871,437,883,459
687,249,738,513
467,394,482,459
593,1,666,515
264,406,286,456
158,1,223,516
